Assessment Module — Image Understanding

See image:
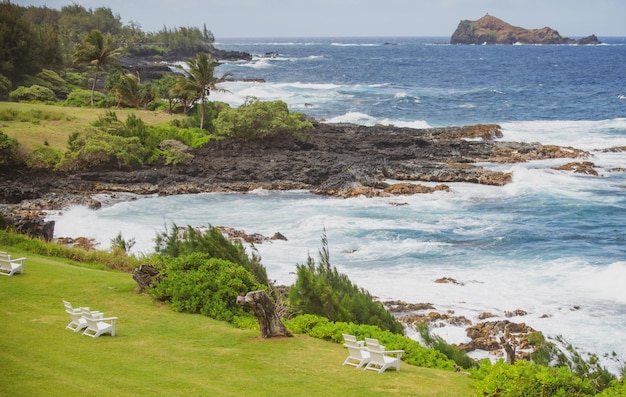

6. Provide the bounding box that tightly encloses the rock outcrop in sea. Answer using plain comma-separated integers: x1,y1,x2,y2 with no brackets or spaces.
450,14,601,45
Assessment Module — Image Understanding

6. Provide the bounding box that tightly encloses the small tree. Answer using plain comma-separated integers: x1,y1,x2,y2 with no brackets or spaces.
73,29,121,106
176,52,232,129
289,232,403,333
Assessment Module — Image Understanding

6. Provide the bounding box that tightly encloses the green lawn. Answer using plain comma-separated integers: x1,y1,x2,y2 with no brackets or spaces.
0,247,473,396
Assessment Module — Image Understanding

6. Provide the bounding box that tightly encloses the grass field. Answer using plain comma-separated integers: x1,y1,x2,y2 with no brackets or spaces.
0,101,183,150
0,247,474,397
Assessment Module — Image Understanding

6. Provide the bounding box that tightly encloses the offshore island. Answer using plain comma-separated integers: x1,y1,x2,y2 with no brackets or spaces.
450,14,601,45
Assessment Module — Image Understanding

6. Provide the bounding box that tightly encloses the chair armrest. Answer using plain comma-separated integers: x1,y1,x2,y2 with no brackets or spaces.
99,317,118,323
382,350,404,357
11,257,26,264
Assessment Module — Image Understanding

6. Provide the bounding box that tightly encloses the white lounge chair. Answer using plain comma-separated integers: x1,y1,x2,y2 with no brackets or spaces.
365,337,386,351
342,334,370,368
63,300,85,313
364,348,404,374
82,314,118,338
65,309,89,332
0,251,25,276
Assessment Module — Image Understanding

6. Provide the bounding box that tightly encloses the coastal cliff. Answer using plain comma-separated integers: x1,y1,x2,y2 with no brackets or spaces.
450,15,601,45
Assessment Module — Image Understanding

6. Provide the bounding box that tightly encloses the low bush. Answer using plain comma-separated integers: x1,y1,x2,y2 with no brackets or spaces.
9,85,56,102
63,89,107,107
284,314,456,371
214,97,313,140
147,252,264,322
26,144,63,169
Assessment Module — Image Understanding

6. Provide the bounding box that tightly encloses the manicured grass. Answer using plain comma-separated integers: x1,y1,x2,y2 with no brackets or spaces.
0,247,473,396
0,101,183,150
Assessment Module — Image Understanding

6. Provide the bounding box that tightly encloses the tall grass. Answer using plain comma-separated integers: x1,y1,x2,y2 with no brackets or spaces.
0,248,473,396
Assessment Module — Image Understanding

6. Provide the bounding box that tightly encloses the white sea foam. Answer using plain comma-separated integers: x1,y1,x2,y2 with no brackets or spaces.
500,119,626,150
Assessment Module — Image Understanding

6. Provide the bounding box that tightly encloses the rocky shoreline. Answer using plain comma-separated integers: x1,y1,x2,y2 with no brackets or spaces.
0,121,592,240
0,119,603,361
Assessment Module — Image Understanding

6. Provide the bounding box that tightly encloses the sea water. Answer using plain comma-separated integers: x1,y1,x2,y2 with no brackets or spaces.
46,37,626,370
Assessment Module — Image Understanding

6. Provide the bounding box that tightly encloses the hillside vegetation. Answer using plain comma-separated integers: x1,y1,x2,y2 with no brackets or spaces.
0,247,473,397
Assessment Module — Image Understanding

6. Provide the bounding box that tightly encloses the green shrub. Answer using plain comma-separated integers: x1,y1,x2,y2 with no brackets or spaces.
0,74,11,100
284,314,456,371
0,131,21,166
289,232,403,334
471,359,599,397
26,144,63,169
214,97,313,140
9,85,56,102
148,253,263,322
64,89,107,107
59,127,145,171
154,224,269,286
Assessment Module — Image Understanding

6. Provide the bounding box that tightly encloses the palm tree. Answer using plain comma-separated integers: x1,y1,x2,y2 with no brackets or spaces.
179,52,232,130
73,29,121,106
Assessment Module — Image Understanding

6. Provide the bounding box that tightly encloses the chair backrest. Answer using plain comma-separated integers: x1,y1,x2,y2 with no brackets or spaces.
346,345,367,359
66,309,83,322
63,300,74,310
365,338,385,351
367,349,389,365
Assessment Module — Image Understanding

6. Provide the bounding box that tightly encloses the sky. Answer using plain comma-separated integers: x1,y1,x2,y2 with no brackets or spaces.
14,0,626,38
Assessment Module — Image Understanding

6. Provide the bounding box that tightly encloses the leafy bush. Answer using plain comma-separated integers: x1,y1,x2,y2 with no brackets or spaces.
158,139,193,165
26,144,63,169
214,97,313,140
154,224,269,286
9,85,56,102
64,89,107,107
289,232,403,334
471,359,599,397
0,131,21,166
0,74,11,100
148,253,263,322
59,127,145,171
284,314,456,371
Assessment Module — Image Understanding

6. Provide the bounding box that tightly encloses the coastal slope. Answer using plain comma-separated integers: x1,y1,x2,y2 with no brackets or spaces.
450,15,600,45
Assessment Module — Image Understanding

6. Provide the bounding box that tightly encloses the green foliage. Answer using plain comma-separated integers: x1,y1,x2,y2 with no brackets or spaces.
110,232,135,253
0,131,21,166
59,127,145,171
416,322,477,369
289,232,403,333
214,97,313,140
148,253,263,322
147,25,215,52
471,359,599,397
0,74,11,100
73,29,121,106
9,85,56,102
154,224,269,286
284,314,456,371
64,89,107,107
0,229,139,272
0,107,67,122
158,139,193,165
26,144,63,169
174,52,232,130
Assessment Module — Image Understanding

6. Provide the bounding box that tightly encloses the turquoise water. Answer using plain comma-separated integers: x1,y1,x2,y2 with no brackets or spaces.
48,37,626,369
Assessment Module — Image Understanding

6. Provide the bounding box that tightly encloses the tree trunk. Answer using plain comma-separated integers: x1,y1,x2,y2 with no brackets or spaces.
236,290,293,338
132,264,160,293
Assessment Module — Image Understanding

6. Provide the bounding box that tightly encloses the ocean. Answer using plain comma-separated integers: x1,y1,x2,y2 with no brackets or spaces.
46,37,626,370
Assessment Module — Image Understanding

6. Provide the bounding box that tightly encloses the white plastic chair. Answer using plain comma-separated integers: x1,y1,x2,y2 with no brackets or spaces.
364,348,404,373
0,251,25,276
65,309,88,332
82,315,118,338
342,334,370,368
365,337,386,351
